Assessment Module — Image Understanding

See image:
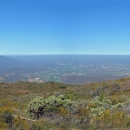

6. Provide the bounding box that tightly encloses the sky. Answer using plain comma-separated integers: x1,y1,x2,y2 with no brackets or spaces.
0,0,130,55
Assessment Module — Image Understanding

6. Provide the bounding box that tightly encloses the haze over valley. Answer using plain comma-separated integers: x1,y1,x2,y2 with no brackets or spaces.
1,55,130,84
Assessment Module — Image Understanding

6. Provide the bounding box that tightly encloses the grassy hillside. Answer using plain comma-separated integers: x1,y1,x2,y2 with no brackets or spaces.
1,77,130,129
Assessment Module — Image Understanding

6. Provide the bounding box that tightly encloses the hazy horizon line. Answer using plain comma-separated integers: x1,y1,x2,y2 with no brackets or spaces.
2,54,130,56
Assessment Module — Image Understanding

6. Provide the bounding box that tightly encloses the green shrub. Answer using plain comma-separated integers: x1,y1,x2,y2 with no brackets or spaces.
26,95,74,119
59,86,67,89
0,110,13,128
88,94,112,117
65,91,79,100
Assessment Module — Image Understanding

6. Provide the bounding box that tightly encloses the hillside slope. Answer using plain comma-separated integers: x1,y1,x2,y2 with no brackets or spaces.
1,78,130,129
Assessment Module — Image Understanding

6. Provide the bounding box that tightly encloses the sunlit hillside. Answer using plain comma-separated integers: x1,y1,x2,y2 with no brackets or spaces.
1,77,130,129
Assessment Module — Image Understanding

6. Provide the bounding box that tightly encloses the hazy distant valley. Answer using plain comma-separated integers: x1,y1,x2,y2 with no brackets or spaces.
1,55,130,84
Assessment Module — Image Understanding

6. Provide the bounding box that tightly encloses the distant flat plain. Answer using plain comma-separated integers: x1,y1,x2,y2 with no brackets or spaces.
1,55,130,84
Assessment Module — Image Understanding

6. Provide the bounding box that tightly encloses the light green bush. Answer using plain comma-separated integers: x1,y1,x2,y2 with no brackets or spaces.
26,95,74,119
88,93,112,117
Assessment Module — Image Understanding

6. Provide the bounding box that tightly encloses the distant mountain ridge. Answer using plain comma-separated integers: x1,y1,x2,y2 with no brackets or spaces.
0,55,26,69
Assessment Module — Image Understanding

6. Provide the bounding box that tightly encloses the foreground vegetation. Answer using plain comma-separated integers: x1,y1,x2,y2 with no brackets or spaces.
1,77,130,129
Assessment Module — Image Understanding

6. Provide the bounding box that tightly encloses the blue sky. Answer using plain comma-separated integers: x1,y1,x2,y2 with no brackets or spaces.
0,0,130,55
